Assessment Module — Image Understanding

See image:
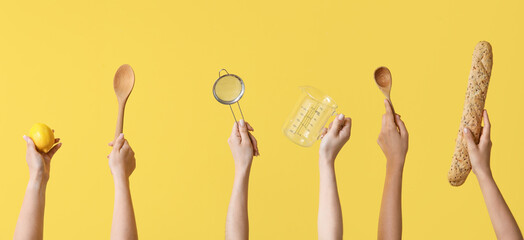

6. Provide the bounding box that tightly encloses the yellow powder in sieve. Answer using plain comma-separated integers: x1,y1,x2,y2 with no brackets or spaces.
215,76,242,102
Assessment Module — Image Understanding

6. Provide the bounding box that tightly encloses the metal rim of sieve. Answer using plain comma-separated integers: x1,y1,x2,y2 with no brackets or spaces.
212,69,245,105
212,69,246,123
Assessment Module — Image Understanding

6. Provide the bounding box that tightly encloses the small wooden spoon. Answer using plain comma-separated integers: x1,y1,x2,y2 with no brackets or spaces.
374,66,396,116
113,64,135,139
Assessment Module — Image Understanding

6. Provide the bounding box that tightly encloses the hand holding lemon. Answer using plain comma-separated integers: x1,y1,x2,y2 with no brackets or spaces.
29,123,56,153
23,123,62,182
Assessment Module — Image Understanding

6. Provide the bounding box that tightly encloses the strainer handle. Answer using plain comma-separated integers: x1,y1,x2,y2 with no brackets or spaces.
219,69,230,77
229,102,245,123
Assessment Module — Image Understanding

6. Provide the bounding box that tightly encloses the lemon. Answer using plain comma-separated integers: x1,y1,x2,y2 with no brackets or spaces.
29,123,55,153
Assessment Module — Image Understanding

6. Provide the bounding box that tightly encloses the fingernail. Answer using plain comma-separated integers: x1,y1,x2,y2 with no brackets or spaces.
338,114,344,120
464,128,468,133
239,119,245,127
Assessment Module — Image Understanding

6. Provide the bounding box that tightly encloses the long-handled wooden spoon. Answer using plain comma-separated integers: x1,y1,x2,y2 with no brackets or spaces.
113,64,135,139
374,66,396,117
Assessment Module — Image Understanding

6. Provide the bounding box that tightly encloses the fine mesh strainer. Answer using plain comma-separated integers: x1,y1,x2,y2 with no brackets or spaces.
212,69,246,122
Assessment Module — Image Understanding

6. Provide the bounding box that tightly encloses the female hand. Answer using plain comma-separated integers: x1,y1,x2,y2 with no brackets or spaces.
23,134,62,182
108,133,136,179
463,110,492,178
228,119,258,172
319,113,352,164
377,99,408,170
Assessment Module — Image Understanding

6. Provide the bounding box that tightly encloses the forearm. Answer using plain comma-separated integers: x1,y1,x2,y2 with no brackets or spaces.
111,177,138,240
14,177,47,240
477,172,523,240
225,168,251,240
318,160,343,240
378,163,403,240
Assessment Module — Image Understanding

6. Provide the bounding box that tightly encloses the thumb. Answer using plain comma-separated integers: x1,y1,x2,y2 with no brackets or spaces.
340,118,352,136
23,135,36,150
396,115,408,137
231,121,240,138
113,133,125,151
328,114,345,136
384,99,395,123
463,128,477,151
238,119,250,143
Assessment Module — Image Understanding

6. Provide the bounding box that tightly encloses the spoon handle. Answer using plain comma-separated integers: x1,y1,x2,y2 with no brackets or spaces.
386,97,398,124
388,97,396,114
115,103,125,139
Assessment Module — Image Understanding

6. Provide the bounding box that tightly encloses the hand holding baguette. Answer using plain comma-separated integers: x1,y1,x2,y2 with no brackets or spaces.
448,41,493,186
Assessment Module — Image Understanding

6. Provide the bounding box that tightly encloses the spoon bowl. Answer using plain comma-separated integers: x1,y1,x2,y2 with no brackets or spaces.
374,66,392,95
114,64,135,103
374,66,396,116
113,64,135,139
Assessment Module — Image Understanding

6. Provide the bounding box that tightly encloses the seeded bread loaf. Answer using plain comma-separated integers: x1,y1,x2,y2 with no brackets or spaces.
448,41,493,186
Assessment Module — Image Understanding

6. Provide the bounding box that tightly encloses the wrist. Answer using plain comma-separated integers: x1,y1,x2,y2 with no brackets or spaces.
233,168,251,188
386,156,405,169
234,161,252,175
113,174,130,185
475,169,493,182
29,172,48,185
386,161,404,175
319,157,335,169
27,177,47,195
234,166,251,178
319,150,336,161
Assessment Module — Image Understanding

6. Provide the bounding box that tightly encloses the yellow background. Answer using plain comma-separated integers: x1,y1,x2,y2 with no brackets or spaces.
0,0,523,239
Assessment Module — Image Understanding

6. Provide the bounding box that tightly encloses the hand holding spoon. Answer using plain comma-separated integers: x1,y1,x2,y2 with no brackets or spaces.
374,66,397,118
113,64,135,139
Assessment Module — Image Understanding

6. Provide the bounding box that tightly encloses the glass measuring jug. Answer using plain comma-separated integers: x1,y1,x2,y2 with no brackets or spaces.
283,86,338,147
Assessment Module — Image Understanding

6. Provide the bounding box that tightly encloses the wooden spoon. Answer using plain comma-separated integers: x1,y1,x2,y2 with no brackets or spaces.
374,66,396,116
113,64,135,139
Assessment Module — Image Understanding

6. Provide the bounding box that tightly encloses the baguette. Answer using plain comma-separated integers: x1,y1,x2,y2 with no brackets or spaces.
448,41,493,186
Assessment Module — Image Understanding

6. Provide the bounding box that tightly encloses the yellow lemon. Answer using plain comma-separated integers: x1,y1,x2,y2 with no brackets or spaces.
29,123,55,153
